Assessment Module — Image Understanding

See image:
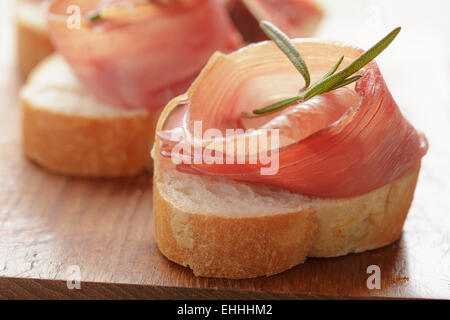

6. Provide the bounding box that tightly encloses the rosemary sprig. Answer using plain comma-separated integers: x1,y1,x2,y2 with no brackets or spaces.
252,96,302,115
246,22,401,117
260,21,310,90
87,0,163,22
322,55,344,79
88,12,101,22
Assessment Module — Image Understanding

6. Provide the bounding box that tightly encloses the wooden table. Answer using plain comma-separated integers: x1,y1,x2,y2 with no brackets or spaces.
0,0,449,299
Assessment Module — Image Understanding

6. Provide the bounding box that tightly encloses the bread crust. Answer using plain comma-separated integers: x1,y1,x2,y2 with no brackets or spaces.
153,96,421,279
16,1,54,78
154,184,316,278
21,54,160,177
308,163,420,257
22,100,159,177
155,161,420,279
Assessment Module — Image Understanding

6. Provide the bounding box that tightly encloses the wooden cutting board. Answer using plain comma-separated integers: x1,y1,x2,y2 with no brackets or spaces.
0,0,449,299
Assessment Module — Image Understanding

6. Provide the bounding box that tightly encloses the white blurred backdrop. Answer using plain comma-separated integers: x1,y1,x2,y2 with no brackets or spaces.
316,0,450,296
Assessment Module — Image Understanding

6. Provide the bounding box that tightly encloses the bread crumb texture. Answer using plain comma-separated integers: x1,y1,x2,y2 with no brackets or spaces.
154,152,420,278
21,54,160,176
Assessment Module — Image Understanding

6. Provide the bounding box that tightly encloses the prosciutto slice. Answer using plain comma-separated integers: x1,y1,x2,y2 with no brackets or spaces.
47,0,242,109
228,0,322,42
157,40,428,198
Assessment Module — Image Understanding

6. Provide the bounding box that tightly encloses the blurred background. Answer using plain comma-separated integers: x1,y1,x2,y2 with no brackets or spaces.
314,1,450,223
315,0,450,296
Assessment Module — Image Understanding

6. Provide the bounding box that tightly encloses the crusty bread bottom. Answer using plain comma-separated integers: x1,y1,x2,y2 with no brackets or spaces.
21,54,159,177
153,97,421,279
154,157,420,279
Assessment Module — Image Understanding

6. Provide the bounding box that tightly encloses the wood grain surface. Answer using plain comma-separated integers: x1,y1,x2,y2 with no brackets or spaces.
0,0,449,299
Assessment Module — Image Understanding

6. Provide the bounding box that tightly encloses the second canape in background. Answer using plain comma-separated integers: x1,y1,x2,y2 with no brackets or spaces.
21,0,241,176
15,0,323,78
22,55,156,177
15,0,53,78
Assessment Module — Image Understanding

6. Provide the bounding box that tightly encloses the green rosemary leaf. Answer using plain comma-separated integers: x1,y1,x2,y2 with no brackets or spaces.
251,96,302,116
322,55,344,79
89,12,101,22
302,27,401,100
248,26,401,117
260,21,311,90
326,75,362,92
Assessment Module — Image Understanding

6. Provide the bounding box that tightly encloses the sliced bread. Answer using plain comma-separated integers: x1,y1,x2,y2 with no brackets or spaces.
153,96,421,279
21,54,159,177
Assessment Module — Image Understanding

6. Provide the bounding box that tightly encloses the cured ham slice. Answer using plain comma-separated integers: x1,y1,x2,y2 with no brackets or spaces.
157,40,428,198
47,0,242,109
253,87,359,143
228,0,322,42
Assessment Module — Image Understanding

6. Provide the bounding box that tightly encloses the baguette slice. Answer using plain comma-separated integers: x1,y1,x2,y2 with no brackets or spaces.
16,0,54,78
153,96,421,279
21,54,159,177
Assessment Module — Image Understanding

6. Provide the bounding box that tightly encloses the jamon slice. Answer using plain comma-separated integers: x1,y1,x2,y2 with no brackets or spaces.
47,0,242,109
157,40,427,198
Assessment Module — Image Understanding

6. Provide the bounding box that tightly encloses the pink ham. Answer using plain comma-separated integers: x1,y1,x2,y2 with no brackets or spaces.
256,87,359,142
47,0,242,109
157,40,428,198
